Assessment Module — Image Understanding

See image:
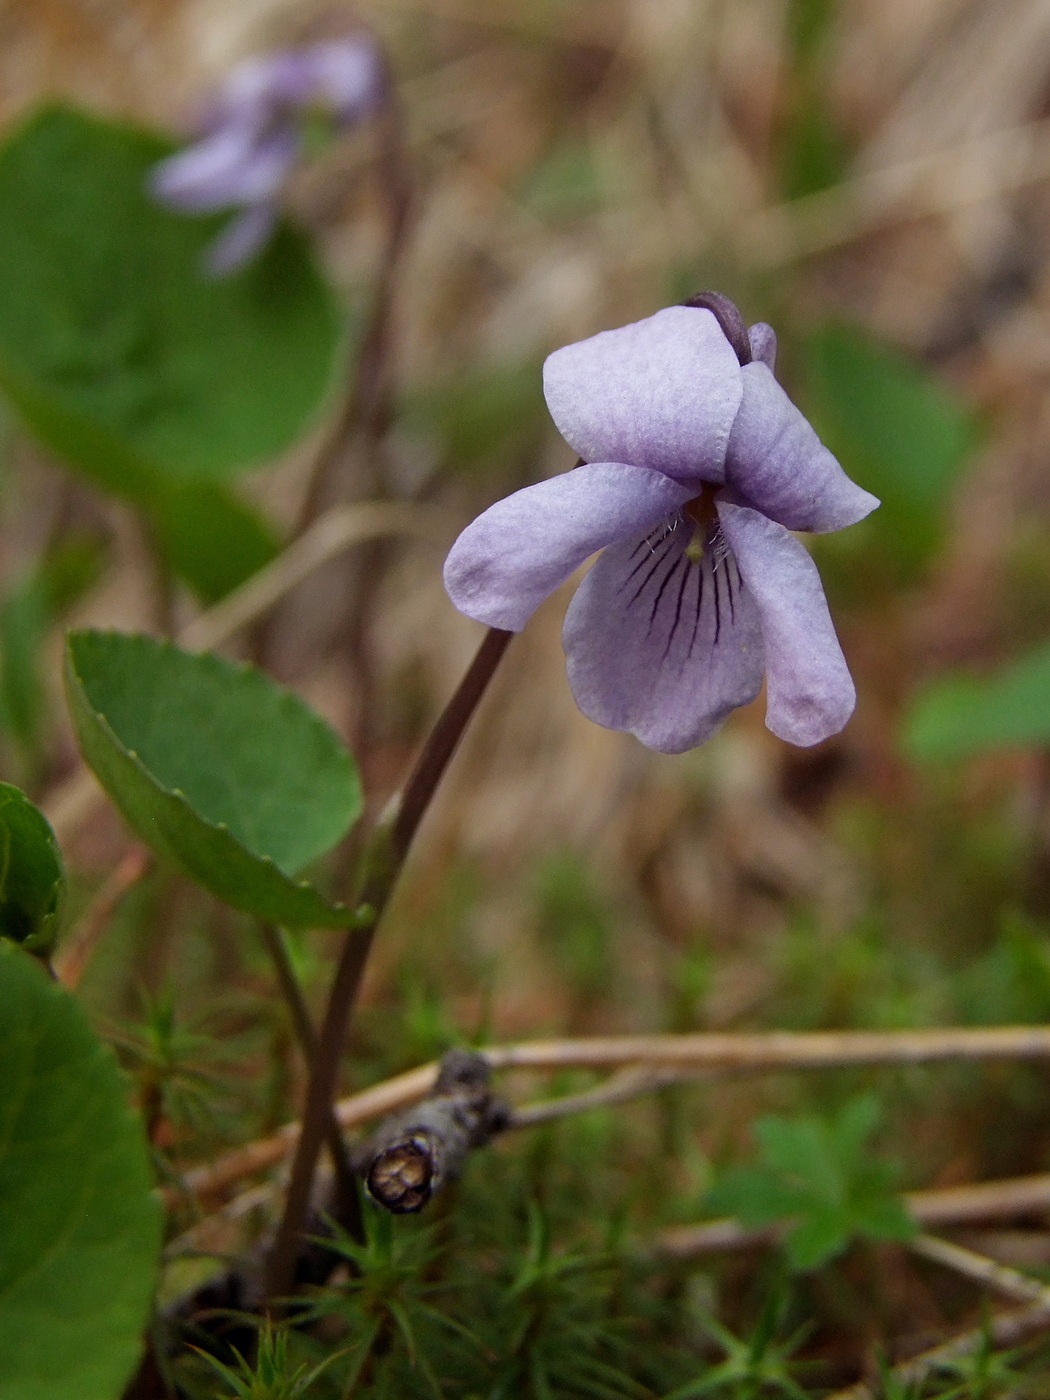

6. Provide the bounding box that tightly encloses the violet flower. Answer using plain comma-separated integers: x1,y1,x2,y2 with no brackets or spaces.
443,297,879,752
150,37,384,275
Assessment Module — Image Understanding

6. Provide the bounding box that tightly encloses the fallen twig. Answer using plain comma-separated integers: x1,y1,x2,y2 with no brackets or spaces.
357,1049,509,1212
172,1026,1050,1210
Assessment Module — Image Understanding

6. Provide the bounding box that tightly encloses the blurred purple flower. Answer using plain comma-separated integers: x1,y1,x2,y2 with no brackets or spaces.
443,302,879,752
150,37,384,275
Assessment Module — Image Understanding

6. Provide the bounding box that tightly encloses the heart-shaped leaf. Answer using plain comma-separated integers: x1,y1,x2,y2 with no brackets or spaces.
65,631,363,927
0,104,344,501
0,939,161,1399
0,783,64,953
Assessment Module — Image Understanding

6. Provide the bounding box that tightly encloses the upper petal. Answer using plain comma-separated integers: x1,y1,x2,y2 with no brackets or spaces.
725,362,879,533
300,39,385,121
563,518,765,753
542,306,743,486
214,53,307,121
443,462,693,632
717,501,855,745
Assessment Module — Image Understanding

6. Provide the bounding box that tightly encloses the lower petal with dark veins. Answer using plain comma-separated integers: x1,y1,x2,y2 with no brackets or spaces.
563,516,765,753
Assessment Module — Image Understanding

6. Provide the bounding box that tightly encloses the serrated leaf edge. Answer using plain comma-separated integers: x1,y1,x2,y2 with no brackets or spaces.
64,630,358,919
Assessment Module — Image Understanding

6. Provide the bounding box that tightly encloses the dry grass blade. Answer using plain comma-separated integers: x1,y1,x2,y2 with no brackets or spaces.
908,1233,1050,1305
178,501,455,653
481,1028,1050,1072
657,1178,1050,1261
176,1062,438,1203
825,1300,1050,1400
53,846,151,990
747,117,1050,265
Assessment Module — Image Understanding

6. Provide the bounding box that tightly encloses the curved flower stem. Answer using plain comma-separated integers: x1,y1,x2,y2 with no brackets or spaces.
256,923,361,1239
264,625,513,1300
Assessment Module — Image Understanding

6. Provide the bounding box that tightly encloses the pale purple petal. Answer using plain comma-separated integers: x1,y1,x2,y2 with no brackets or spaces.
151,125,296,211
725,362,879,533
542,306,742,486
748,322,777,370
214,53,307,121
564,520,765,753
444,463,693,632
204,204,277,276
717,501,855,745
205,41,382,129
300,39,384,122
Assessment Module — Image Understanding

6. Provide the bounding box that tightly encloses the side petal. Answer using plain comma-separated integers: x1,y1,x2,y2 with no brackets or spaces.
150,126,296,211
542,306,742,486
717,501,855,745
564,521,765,753
748,322,777,370
444,463,693,632
725,363,879,533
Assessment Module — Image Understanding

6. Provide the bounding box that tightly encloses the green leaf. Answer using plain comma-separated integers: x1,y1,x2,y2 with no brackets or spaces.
781,94,848,201
145,480,281,603
64,630,363,927
852,1195,917,1244
0,784,64,953
705,1095,914,1271
803,323,978,570
0,572,47,753
705,1166,807,1226
782,1209,852,1271
903,642,1050,761
786,0,838,61
0,104,344,501
0,939,161,1399
956,910,1050,1025
0,533,106,759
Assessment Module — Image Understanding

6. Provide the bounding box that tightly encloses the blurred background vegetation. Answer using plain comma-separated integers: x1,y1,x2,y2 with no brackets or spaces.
11,0,1050,1393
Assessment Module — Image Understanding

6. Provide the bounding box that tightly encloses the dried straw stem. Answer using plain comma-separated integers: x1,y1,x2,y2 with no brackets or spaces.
908,1232,1050,1306
54,847,151,990
657,1176,1050,1260
173,1025,1050,1207
825,1299,1050,1400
